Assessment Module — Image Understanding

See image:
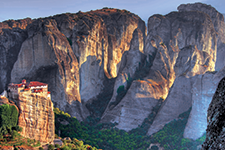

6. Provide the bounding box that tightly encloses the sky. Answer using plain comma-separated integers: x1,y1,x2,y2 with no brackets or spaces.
0,0,225,23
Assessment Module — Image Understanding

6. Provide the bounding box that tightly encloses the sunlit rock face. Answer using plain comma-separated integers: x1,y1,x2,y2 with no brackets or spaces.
176,3,225,140
144,4,217,135
17,92,55,144
178,2,225,71
1,9,145,120
52,9,145,107
100,28,147,130
10,19,83,119
201,77,225,149
101,3,218,132
0,18,32,32
148,76,192,135
73,9,146,102
0,91,54,144
100,51,147,130
101,79,159,131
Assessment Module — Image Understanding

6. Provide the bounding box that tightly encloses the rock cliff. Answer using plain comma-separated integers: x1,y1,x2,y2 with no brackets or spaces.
101,3,220,133
183,68,225,140
201,77,225,149
0,18,31,92
1,2,225,142
16,91,55,143
0,9,146,120
147,3,225,138
0,86,54,144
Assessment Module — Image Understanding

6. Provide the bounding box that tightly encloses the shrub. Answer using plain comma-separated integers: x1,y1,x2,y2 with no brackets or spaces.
11,130,19,140
39,147,44,150
61,146,71,150
0,104,18,130
117,85,125,94
48,144,54,150
13,125,23,132
67,38,72,46
55,144,60,148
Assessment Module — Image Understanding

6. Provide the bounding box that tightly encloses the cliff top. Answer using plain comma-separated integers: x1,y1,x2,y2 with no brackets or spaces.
0,7,141,34
178,2,224,22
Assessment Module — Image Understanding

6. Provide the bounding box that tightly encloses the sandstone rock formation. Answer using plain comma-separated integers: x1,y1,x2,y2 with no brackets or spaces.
0,81,55,144
100,28,147,129
146,3,223,137
201,77,225,149
183,68,225,140
1,3,225,142
0,24,28,93
16,92,55,144
101,3,219,133
7,80,55,144
0,9,146,120
178,3,225,71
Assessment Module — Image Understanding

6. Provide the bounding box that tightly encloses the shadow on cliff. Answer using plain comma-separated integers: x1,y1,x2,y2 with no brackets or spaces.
79,55,116,121
23,64,59,103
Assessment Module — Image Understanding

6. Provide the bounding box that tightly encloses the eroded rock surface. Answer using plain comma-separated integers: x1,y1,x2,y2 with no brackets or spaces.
0,9,146,121
201,77,225,149
1,3,225,140
145,3,223,137
183,68,225,140
101,2,219,133
16,92,55,144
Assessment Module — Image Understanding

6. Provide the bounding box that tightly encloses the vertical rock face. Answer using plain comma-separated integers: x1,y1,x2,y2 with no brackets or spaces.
0,82,55,144
0,25,29,93
100,28,146,130
0,9,146,121
1,3,225,141
183,68,225,140
0,18,32,92
201,77,225,149
17,92,54,143
146,3,224,138
100,3,221,133
148,76,193,135
10,19,82,119
178,2,225,71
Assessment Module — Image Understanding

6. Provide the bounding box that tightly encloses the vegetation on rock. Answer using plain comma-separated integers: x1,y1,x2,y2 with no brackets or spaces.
0,104,40,149
54,107,206,150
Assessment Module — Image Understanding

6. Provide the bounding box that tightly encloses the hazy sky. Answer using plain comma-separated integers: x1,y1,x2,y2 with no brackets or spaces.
1,0,225,23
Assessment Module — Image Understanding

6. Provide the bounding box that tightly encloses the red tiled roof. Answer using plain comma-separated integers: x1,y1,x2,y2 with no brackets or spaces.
24,88,30,91
28,81,47,87
9,81,47,88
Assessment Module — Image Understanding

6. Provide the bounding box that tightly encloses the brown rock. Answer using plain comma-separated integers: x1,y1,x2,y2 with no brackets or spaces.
7,80,55,144
0,146,14,150
16,92,54,144
0,18,32,33
15,145,35,150
7,9,145,120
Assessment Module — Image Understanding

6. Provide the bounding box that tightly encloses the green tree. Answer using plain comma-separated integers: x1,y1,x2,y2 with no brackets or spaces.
48,144,54,150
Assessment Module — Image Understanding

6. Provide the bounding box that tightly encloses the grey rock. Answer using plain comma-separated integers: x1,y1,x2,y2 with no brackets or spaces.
147,76,192,135
101,79,159,131
201,76,225,149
